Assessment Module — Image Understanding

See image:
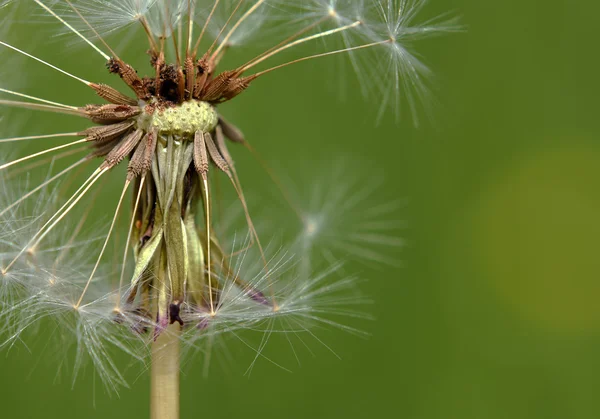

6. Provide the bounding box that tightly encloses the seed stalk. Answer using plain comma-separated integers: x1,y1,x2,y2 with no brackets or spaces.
151,324,181,419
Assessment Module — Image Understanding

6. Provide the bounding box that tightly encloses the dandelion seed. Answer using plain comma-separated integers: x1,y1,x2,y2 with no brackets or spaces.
265,157,405,271
0,0,455,416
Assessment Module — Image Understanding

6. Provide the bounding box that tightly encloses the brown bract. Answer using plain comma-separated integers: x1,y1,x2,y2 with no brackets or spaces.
80,53,250,184
105,53,254,106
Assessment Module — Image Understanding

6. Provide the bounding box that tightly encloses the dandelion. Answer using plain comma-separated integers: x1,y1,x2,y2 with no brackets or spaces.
0,1,456,417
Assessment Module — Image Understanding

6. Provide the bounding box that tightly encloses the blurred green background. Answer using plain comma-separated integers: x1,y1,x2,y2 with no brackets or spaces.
2,0,600,418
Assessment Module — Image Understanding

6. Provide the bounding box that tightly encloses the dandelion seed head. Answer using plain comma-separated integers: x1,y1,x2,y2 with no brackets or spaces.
138,99,218,135
0,0,454,389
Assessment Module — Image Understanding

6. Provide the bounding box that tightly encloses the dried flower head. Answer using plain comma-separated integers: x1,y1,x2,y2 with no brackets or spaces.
0,0,456,412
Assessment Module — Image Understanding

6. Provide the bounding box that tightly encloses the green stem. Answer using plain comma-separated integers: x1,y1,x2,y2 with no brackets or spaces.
150,324,181,419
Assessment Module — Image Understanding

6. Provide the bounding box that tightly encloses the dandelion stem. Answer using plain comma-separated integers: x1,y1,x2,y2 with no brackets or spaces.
151,325,181,419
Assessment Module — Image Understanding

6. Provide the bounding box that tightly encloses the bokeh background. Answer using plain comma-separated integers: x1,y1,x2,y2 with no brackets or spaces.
2,0,600,418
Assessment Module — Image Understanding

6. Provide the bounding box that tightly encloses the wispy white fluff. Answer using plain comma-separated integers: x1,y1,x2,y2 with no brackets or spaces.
180,235,370,373
201,0,277,47
268,158,405,269
0,168,148,392
360,0,462,124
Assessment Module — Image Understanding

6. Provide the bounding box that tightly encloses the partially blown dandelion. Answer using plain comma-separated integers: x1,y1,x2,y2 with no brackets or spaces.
0,1,456,417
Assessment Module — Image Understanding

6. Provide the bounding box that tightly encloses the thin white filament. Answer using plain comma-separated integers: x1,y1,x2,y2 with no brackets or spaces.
194,0,220,54
186,0,195,55
76,179,131,308
30,167,107,253
254,40,391,78
0,138,87,171
0,40,90,85
117,175,146,302
213,0,266,58
0,157,88,218
0,100,83,116
0,132,79,144
0,88,77,110
202,176,214,314
241,21,362,72
34,0,110,60
1,167,106,275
